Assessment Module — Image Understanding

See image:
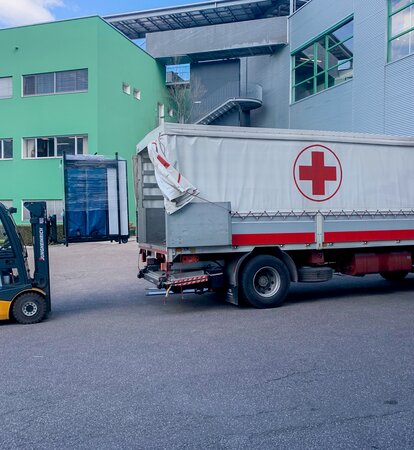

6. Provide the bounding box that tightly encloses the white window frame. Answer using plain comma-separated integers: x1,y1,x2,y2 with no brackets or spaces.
0,139,13,159
22,135,88,159
0,76,12,99
123,82,131,95
22,69,88,97
22,200,63,222
133,88,141,100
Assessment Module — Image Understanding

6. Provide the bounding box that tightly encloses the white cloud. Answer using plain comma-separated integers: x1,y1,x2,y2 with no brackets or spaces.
0,0,64,28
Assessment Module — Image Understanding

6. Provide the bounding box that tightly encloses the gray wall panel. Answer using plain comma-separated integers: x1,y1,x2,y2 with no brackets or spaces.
243,48,291,129
290,81,353,131
384,55,414,135
288,0,410,135
351,3,387,134
147,17,287,61
290,0,353,51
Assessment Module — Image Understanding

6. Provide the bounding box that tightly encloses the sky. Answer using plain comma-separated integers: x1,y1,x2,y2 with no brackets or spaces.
0,0,196,28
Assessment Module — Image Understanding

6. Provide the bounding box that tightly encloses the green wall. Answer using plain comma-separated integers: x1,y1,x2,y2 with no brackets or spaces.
0,16,167,224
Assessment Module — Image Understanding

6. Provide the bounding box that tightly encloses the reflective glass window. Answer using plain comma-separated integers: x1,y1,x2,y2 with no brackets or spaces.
292,18,353,102
388,1,414,62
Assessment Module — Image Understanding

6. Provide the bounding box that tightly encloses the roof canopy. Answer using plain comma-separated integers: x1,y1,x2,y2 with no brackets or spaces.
105,0,309,39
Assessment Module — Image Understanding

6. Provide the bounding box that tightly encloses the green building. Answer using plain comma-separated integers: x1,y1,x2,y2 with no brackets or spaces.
0,16,167,225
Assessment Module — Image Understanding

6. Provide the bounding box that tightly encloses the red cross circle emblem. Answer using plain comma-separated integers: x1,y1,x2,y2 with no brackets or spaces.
293,144,343,202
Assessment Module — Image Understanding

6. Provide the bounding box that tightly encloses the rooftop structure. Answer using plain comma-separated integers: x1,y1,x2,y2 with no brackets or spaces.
105,0,310,39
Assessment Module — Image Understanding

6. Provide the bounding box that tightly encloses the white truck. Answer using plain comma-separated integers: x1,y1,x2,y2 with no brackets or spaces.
134,124,414,308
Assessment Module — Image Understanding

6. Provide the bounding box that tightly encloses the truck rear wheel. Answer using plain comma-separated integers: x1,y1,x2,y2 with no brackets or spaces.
241,255,290,308
380,271,409,281
12,292,47,325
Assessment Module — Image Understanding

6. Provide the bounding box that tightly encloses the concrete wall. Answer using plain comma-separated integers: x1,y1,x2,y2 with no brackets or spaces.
242,47,290,129
146,17,287,63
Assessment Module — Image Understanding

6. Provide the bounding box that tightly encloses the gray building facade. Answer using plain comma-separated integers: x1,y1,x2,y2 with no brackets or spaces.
289,0,413,136
106,0,414,136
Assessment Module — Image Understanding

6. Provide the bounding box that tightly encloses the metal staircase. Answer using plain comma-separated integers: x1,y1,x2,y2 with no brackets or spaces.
192,82,263,125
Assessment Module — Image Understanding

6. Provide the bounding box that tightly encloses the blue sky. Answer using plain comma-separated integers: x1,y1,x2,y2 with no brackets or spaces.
0,0,198,29
54,0,195,19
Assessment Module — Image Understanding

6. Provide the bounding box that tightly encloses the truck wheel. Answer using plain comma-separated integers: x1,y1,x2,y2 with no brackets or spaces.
380,271,409,281
12,292,47,325
241,255,290,308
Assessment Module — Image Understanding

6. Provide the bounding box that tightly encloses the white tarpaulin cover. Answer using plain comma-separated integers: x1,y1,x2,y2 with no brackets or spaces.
147,136,198,214
137,124,414,214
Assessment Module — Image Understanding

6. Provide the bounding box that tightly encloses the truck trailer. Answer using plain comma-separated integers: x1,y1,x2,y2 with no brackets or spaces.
135,124,414,308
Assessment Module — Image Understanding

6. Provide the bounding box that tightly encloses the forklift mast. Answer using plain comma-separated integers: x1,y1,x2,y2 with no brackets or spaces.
24,202,51,299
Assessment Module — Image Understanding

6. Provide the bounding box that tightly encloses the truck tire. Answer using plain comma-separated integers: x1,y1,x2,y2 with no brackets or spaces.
241,255,290,308
12,292,47,325
380,271,409,281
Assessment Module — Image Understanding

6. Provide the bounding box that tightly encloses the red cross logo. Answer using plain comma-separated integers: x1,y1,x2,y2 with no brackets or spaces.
293,144,343,202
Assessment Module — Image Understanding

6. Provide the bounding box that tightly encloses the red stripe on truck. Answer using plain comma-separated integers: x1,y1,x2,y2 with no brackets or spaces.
157,155,170,168
325,229,414,243
232,232,315,246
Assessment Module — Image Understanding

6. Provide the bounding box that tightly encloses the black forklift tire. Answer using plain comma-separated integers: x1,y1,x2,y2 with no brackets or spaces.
380,271,409,281
240,255,290,308
12,292,48,325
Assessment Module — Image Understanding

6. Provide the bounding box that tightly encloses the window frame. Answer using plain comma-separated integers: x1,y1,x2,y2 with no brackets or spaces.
388,0,414,62
22,135,87,159
22,69,88,97
0,76,13,99
0,139,13,160
122,82,131,95
291,16,354,103
133,88,141,100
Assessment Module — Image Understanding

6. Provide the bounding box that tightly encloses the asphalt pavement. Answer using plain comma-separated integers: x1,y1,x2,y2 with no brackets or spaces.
1,241,414,449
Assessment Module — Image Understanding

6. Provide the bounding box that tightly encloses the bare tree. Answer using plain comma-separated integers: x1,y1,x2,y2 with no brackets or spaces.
166,61,206,124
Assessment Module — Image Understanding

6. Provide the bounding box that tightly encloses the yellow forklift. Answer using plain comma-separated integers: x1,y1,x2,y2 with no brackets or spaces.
0,202,53,324
0,154,129,324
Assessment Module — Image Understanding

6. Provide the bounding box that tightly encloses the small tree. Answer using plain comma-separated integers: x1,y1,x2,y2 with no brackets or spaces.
167,83,192,124
166,62,206,124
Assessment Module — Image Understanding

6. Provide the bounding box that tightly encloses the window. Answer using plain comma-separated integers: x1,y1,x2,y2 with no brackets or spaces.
166,64,190,84
23,69,88,96
0,77,12,99
388,1,414,61
122,83,131,95
0,139,13,159
22,200,63,222
133,88,141,100
292,17,353,102
23,135,87,158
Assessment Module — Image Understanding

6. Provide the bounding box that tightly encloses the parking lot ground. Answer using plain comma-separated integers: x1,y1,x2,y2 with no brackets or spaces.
1,241,414,449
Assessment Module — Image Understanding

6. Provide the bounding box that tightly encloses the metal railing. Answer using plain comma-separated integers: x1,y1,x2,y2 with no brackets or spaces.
191,82,262,123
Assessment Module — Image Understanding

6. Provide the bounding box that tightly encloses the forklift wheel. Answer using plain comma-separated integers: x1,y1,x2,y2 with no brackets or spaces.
12,292,47,325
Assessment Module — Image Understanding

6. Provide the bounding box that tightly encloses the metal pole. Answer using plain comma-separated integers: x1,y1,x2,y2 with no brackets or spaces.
290,0,295,15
